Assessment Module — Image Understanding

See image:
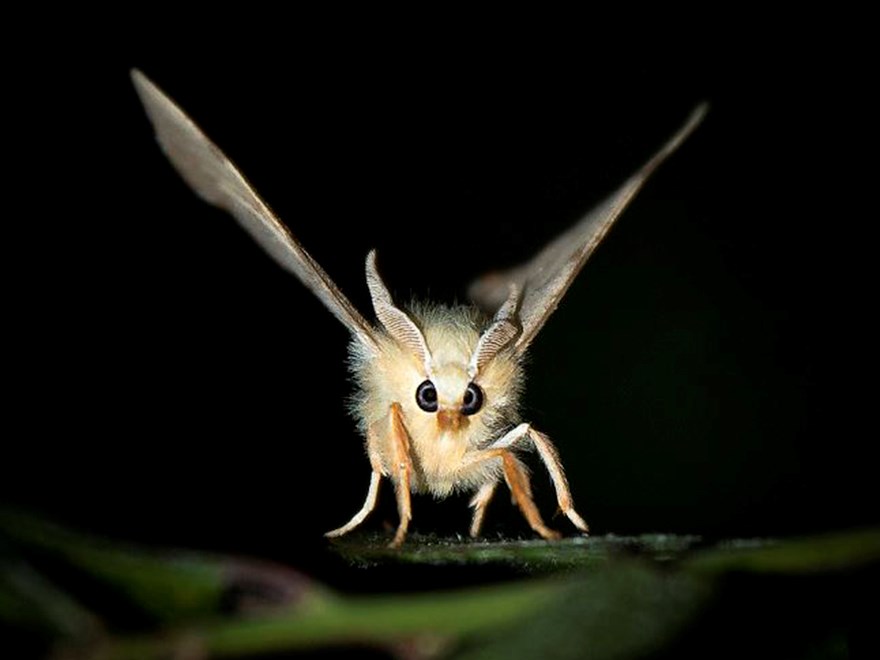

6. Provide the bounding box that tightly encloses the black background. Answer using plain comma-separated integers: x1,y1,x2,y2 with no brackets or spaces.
4,17,873,590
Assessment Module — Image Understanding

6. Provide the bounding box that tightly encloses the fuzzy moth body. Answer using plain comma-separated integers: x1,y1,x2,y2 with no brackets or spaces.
132,70,705,546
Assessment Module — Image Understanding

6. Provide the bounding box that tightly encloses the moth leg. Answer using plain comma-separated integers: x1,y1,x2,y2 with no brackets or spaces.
464,423,589,534
388,402,414,548
325,425,386,538
460,447,558,539
529,428,589,533
324,471,381,538
468,480,498,538
502,452,561,540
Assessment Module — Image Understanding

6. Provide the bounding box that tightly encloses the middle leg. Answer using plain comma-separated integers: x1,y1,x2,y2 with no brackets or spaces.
469,480,498,537
461,423,589,535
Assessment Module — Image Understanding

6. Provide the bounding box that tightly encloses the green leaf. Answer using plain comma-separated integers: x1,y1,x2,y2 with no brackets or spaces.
0,553,101,640
0,509,329,624
453,564,712,660
4,509,878,660
687,528,880,575
331,532,703,571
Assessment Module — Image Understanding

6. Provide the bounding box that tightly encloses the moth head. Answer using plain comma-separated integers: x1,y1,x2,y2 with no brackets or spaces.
357,258,523,442
430,285,522,433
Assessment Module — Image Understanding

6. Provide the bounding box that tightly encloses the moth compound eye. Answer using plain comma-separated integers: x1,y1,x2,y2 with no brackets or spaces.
461,383,484,416
415,380,439,413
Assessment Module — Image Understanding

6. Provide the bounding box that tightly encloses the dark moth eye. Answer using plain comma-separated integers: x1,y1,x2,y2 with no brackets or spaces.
461,382,484,416
415,380,438,412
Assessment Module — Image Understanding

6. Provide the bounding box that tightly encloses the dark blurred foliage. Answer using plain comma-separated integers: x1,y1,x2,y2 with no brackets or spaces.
3,16,873,595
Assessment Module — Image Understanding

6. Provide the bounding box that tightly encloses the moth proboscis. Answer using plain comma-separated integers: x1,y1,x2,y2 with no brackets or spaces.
131,69,706,547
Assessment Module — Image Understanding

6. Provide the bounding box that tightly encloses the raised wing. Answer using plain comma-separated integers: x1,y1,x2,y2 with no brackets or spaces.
469,104,707,354
131,69,378,350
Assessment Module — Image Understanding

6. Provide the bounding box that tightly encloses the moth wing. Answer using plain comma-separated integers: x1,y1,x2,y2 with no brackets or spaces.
469,104,707,354
131,70,378,349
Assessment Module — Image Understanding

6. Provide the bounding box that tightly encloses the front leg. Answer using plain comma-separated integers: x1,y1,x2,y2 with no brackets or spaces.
466,450,558,540
325,405,414,546
463,423,589,536
388,402,413,547
502,452,561,540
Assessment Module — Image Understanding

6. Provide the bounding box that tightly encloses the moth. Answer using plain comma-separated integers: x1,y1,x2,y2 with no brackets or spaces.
132,70,706,546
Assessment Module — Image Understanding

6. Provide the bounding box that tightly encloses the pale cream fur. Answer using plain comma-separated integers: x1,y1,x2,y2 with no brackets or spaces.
350,304,523,498
132,72,700,545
